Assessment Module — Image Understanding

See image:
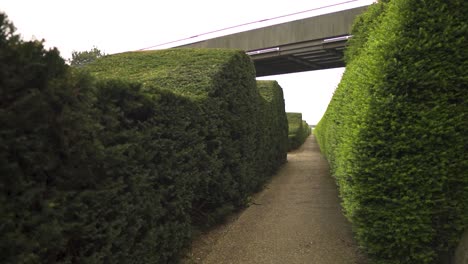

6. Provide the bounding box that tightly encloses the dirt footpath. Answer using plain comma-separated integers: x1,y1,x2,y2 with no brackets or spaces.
184,135,367,264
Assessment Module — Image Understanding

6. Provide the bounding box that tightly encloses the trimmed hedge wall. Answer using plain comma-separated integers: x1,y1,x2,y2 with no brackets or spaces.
91,80,203,263
286,112,311,151
86,49,278,219
257,81,289,177
314,0,468,263
1,12,289,263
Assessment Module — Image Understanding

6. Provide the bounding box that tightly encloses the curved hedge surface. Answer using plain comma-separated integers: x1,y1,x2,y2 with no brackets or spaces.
287,112,311,151
1,13,289,263
86,49,278,219
314,1,468,263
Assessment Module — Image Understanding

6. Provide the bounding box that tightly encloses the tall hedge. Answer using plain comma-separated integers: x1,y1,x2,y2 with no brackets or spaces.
0,60,201,264
287,112,311,151
87,49,263,219
87,49,289,257
1,12,289,263
314,1,468,263
0,13,110,263
92,80,204,263
0,14,197,263
256,81,289,178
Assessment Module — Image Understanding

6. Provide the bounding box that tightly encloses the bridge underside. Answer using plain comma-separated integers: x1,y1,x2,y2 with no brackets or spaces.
250,37,347,77
177,6,368,77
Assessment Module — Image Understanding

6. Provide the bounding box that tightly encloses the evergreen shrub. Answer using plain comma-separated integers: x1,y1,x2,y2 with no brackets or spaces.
1,12,289,262
87,49,289,252
287,112,311,151
87,49,262,220
256,81,289,179
314,0,468,263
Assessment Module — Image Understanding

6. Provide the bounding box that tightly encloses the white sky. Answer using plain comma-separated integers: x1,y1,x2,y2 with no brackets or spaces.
1,0,373,124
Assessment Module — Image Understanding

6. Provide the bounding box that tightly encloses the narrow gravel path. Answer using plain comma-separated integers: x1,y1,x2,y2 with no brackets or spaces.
185,135,367,264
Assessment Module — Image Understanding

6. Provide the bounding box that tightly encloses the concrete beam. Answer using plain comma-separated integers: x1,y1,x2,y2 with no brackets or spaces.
178,6,368,76
179,6,367,51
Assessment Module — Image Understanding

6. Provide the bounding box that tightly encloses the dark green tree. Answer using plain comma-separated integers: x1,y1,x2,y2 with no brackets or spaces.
0,12,102,263
69,46,106,67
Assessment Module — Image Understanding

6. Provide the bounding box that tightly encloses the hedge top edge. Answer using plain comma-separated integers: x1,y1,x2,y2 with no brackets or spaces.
86,48,250,99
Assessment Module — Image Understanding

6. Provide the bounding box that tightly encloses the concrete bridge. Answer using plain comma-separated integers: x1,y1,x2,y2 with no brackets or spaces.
178,6,368,77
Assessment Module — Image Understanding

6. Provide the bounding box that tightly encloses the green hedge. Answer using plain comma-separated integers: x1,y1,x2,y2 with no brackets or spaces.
256,81,289,177
0,16,199,262
1,12,289,262
314,0,468,263
86,49,269,219
0,13,117,263
92,80,203,263
287,112,311,151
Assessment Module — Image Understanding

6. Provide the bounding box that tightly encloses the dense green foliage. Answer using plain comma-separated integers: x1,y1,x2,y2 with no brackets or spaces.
286,112,311,151
0,12,115,263
91,81,203,263
69,46,106,67
257,81,289,176
314,1,468,263
344,0,389,63
86,49,288,222
1,12,289,262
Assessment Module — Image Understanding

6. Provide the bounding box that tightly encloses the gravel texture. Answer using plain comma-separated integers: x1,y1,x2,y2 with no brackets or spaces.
184,135,368,264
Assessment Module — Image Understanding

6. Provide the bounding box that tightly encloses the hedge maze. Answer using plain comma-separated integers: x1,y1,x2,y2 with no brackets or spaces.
0,12,289,263
314,0,468,263
286,112,312,151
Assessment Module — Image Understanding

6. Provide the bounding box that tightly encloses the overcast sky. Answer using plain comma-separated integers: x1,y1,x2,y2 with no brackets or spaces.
1,0,374,124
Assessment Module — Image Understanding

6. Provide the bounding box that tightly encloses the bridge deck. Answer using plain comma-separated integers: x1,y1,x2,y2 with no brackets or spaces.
178,6,368,76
